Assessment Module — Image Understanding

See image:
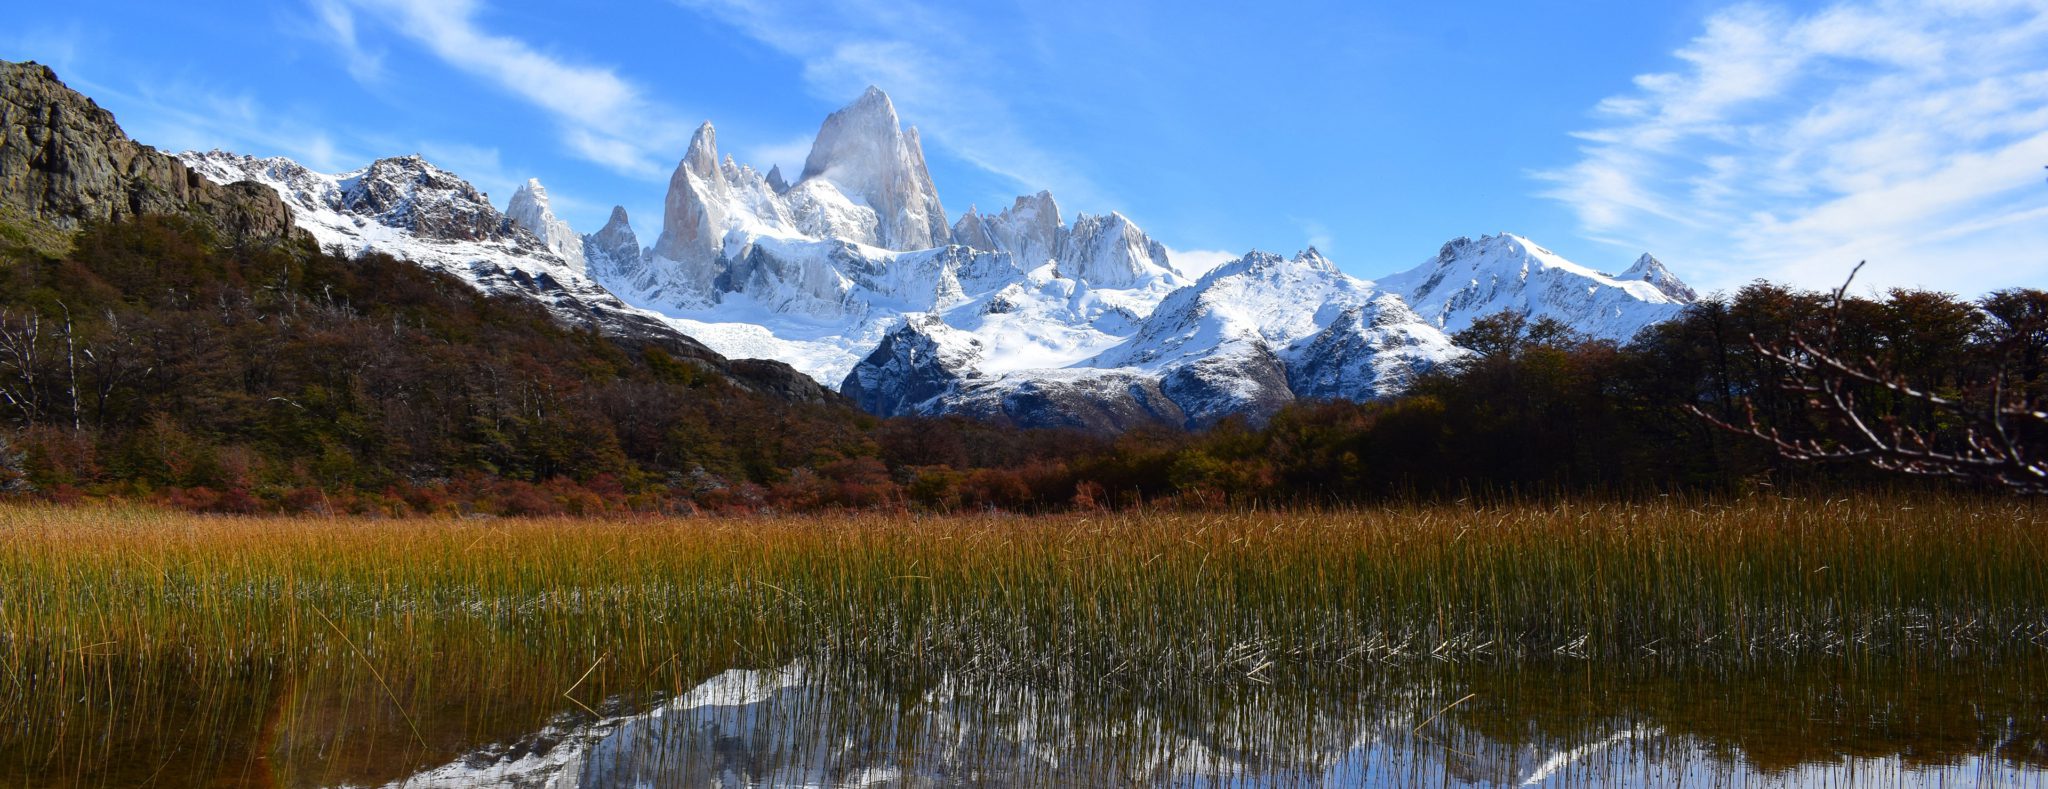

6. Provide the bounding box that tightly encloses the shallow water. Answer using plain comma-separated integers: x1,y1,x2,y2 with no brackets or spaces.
381,658,2048,787
14,654,2036,787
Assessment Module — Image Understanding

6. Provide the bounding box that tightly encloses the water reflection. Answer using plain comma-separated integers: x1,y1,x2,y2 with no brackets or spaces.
388,661,2048,787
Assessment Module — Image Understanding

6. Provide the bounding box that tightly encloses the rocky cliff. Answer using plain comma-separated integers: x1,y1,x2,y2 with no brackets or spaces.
0,60,300,245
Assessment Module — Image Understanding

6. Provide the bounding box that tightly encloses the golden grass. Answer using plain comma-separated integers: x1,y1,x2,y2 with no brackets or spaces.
4,495,2042,679
1,496,2044,784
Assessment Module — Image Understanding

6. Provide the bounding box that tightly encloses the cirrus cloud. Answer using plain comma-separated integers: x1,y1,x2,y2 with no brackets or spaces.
1538,0,2048,297
320,0,691,179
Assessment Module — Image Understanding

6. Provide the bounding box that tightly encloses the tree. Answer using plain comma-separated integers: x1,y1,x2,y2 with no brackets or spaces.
1691,264,2047,494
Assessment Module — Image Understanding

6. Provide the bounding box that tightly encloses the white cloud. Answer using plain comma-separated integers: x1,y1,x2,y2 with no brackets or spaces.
1538,0,2048,296
1292,217,1336,255
325,0,689,179
672,0,1112,209
1163,247,1240,279
738,134,817,177
308,0,383,82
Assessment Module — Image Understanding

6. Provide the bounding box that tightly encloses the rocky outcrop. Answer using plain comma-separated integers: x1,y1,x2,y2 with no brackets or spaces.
839,315,985,415
1284,295,1466,401
0,60,299,244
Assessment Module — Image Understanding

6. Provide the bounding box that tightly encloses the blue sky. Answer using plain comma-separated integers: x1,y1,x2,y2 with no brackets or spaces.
5,0,2045,296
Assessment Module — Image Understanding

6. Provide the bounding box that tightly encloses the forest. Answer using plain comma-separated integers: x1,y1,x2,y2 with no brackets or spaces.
0,215,2042,515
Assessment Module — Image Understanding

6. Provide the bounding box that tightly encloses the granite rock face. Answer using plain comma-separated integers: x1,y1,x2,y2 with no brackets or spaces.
646,122,735,301
798,86,950,251
0,60,299,244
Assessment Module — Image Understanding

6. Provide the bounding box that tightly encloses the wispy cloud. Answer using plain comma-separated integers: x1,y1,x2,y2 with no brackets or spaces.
1162,247,1240,279
1538,0,2048,296
321,0,689,179
738,134,816,177
92,79,366,173
1292,217,1336,255
672,0,1111,208
306,0,384,82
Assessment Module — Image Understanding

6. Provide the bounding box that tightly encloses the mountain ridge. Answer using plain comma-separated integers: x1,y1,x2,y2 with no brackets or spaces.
106,72,1695,430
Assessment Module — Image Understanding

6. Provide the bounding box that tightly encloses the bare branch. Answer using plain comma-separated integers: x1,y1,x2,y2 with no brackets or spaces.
1692,264,2046,494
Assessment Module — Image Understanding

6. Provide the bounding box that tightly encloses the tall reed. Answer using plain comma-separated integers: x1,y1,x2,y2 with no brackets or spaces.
1,496,2042,783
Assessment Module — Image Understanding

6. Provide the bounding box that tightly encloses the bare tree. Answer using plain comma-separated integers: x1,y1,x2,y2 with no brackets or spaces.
1690,263,2046,494
0,309,46,424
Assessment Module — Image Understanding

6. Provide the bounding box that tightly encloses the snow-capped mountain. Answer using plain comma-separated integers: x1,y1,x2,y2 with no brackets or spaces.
845,248,1468,429
583,205,642,282
589,88,1191,387
174,150,834,402
1377,234,1691,342
180,84,1695,431
180,151,635,331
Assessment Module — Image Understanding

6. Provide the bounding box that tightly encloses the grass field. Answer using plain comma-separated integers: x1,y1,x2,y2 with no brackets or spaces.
2,496,2045,784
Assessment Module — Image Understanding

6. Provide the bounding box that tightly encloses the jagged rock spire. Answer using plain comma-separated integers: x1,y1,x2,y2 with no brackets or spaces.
649,121,732,300
507,178,585,271
584,205,641,280
797,86,950,250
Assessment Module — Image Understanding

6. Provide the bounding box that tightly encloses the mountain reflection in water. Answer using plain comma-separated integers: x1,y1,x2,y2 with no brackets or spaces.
387,661,2048,788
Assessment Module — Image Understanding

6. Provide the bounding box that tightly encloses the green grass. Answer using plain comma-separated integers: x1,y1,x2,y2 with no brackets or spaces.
0,205,72,259
1,496,2044,784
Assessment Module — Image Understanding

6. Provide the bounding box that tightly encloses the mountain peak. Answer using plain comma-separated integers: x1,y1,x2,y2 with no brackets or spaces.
1008,190,1061,222
1296,246,1333,269
1061,211,1176,289
1620,253,1698,303
511,178,548,203
1379,232,1691,340
856,84,894,111
797,86,949,250
683,122,719,177
584,204,642,281
1201,250,1285,283
506,177,584,270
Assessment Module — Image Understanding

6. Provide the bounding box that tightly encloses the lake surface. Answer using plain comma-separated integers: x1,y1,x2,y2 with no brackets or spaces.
12,653,2042,787
391,659,2048,788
